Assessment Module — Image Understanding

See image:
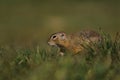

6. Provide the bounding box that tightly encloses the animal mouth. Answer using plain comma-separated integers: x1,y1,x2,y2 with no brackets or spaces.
48,42,57,46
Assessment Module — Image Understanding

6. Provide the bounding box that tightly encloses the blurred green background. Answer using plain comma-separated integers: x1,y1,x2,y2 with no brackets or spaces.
0,0,120,46
0,1,120,80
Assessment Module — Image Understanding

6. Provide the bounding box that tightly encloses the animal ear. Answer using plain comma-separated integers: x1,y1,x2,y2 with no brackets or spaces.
60,32,66,40
61,33,65,36
59,32,65,36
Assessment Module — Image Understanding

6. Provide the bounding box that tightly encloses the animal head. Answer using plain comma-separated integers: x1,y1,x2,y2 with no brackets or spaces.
48,32,67,46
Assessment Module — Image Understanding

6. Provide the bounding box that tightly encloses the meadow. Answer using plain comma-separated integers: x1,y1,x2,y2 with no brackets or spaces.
0,0,120,80
0,30,120,80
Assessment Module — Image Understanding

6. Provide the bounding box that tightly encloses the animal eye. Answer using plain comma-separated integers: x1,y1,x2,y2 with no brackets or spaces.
52,36,56,39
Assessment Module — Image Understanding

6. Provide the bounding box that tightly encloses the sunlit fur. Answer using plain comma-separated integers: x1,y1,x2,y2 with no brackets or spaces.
48,30,102,56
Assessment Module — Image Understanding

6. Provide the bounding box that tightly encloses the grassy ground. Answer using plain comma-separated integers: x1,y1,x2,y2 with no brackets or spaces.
0,32,120,80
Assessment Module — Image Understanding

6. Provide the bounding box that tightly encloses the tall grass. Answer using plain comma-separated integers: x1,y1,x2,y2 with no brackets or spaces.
0,32,120,80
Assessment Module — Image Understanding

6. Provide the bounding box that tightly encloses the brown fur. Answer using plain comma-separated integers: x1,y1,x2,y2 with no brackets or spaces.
48,30,101,56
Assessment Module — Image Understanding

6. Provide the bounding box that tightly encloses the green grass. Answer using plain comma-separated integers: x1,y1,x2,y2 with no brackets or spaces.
0,32,120,80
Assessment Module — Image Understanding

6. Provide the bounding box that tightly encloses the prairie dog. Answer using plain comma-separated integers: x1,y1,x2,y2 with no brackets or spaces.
48,30,101,56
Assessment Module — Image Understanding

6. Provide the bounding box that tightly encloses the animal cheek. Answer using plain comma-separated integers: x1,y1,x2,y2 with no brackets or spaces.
58,40,64,45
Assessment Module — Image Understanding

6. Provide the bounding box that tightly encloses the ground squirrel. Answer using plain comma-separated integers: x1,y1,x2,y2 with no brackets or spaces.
48,30,101,56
